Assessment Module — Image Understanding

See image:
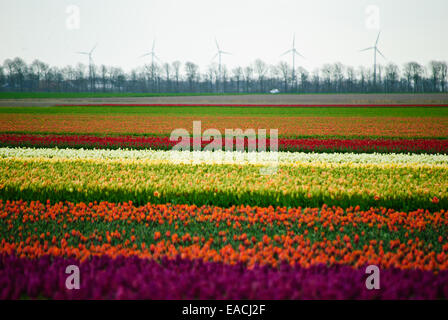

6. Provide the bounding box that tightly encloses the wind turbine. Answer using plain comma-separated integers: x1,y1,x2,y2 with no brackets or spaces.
140,40,160,68
281,33,305,90
140,40,161,92
77,43,98,91
212,38,231,85
360,31,386,86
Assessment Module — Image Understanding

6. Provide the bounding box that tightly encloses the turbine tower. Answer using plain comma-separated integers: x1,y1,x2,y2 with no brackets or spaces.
212,38,231,86
360,31,386,87
281,33,305,90
77,43,98,91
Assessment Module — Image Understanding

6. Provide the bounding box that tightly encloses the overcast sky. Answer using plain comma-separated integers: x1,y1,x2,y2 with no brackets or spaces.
0,0,447,73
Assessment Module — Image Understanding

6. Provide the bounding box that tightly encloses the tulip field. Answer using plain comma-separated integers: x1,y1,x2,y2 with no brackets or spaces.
0,103,448,299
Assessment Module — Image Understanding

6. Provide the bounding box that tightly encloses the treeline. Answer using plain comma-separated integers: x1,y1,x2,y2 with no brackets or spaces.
1,57,447,94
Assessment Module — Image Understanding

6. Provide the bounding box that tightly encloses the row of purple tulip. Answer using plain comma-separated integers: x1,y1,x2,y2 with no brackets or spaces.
1,254,447,299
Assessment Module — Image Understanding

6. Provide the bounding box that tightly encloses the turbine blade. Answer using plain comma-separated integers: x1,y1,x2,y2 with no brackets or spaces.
281,49,292,56
215,38,220,51
77,52,89,55
90,43,98,54
360,47,374,52
212,53,218,60
376,48,386,59
221,51,231,55
375,31,381,46
139,53,151,58
294,49,305,58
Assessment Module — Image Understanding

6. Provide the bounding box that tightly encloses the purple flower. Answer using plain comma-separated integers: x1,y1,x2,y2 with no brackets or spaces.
1,254,447,300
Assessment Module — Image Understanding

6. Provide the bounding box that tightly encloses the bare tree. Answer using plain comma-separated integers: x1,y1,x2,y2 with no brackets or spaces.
185,62,199,92
1,56,446,94
205,64,216,92
321,64,332,92
231,67,243,93
377,64,383,90
311,68,320,92
440,61,448,92
4,57,27,91
163,63,172,92
3,59,14,89
243,66,253,92
385,63,399,93
222,65,229,92
145,63,161,92
109,67,125,92
61,65,75,91
90,64,98,91
100,65,108,92
129,69,139,91
0,66,6,89
278,61,290,92
253,59,267,92
358,66,367,92
346,66,355,92
297,67,309,92
404,62,424,92
429,61,442,92
332,62,344,92
30,59,49,90
53,67,64,91
268,65,280,91
171,61,181,92
403,63,413,92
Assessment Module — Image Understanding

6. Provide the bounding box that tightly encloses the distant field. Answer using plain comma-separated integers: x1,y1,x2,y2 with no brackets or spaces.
1,93,448,107
0,95,447,141
0,106,447,139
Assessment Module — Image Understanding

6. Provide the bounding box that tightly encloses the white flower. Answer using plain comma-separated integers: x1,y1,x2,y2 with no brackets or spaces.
0,147,447,167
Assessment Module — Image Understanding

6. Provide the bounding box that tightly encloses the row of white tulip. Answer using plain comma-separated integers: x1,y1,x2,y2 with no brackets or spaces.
1,147,447,166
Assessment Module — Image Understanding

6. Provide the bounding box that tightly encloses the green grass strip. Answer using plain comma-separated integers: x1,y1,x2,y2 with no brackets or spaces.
1,106,448,117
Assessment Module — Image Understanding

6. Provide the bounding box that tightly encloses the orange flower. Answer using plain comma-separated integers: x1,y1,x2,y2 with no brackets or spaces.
2,200,448,272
